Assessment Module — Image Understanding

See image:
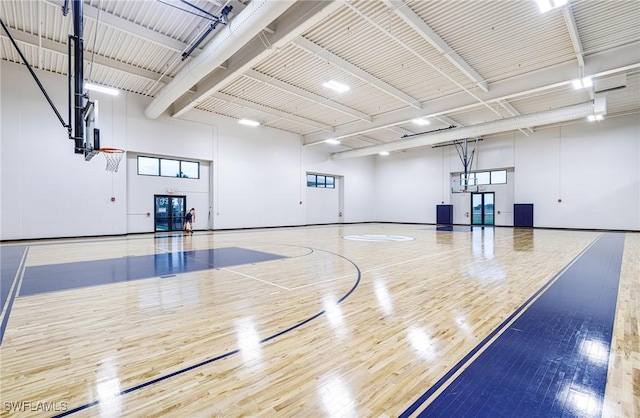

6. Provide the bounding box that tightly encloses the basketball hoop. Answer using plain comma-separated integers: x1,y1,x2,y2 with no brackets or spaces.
99,148,125,172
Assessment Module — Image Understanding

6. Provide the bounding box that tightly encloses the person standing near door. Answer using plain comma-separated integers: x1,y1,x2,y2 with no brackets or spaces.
184,208,196,234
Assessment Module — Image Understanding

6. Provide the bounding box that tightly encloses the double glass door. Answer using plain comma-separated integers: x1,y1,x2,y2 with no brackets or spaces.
471,192,495,225
155,195,186,232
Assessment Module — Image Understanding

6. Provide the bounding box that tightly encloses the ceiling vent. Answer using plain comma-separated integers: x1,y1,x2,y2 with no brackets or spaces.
595,74,627,93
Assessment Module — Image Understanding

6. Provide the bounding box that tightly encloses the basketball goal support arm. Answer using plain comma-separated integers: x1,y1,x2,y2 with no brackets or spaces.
453,138,479,190
71,0,85,153
0,18,71,135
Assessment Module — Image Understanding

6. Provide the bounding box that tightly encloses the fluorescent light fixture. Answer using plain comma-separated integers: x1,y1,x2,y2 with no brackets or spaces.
238,119,260,126
322,80,350,93
85,82,119,96
379,151,389,156
572,77,593,90
537,0,567,13
325,139,341,145
412,118,430,126
587,114,603,122
537,0,552,12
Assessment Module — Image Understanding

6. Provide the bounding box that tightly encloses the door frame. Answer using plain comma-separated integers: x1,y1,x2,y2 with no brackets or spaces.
471,192,495,226
154,195,187,232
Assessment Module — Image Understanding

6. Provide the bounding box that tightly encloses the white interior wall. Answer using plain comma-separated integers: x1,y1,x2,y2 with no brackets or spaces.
301,147,375,224
305,184,340,225
373,115,639,230
2,59,638,240
185,109,378,229
450,136,516,226
1,61,127,240
515,116,640,230
122,94,214,233
374,147,446,223
1,61,376,239
215,121,303,229
450,173,514,226
126,155,211,233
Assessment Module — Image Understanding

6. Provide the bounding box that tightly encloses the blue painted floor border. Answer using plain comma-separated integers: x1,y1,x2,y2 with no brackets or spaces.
403,232,625,418
0,246,28,344
1,246,27,308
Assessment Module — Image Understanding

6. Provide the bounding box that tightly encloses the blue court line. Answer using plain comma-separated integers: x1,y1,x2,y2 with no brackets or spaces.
430,225,491,233
0,246,28,345
19,247,285,297
1,246,27,308
53,247,361,417
401,233,625,417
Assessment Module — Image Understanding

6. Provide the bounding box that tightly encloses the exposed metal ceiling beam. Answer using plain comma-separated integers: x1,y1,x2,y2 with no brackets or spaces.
292,37,421,110
147,0,297,119
212,91,335,132
328,135,383,149
332,101,597,159
170,0,343,118
383,0,488,92
202,0,223,7
562,5,585,69
435,115,462,127
262,24,276,34
0,31,175,86
343,2,503,122
498,99,533,135
44,0,193,53
244,69,372,123
561,4,594,101
388,126,414,136
303,42,640,144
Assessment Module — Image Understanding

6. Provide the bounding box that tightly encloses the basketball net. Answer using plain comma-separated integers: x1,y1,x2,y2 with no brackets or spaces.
100,148,125,173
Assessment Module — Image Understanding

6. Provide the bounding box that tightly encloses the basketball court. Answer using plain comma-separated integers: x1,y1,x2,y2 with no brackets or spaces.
1,224,637,416
1,0,639,416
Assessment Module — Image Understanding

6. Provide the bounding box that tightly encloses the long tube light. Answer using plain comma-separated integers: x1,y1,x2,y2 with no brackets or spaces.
85,82,119,96
239,118,260,126
322,80,350,93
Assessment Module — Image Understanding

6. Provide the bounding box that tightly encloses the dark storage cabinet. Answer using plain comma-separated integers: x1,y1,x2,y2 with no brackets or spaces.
514,203,534,227
437,204,453,225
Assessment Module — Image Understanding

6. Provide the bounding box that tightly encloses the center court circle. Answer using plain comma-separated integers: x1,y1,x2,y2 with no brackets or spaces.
343,234,415,242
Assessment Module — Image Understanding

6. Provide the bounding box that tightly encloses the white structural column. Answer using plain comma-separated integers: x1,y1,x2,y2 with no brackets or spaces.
383,0,488,92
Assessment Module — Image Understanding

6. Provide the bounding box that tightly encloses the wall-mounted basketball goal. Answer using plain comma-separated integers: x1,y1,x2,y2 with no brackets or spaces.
1,0,124,173
83,100,124,172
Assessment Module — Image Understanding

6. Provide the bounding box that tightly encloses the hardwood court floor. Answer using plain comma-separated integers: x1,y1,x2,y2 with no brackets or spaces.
0,224,637,417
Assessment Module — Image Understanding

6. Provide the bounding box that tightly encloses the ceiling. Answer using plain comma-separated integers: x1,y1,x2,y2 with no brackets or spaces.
1,0,639,158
